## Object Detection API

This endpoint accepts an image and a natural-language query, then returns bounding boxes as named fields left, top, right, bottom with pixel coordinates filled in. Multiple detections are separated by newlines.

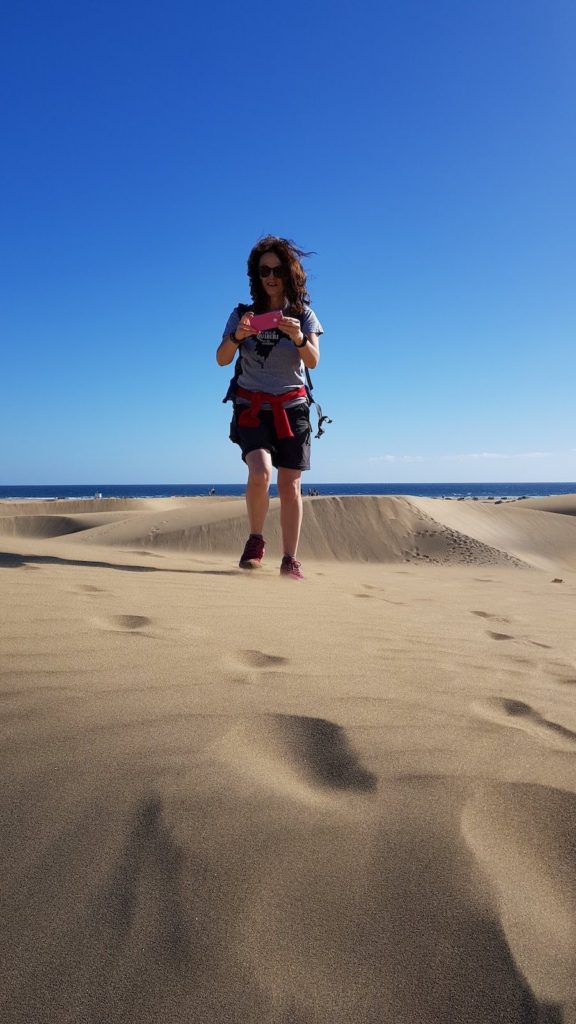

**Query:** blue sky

left=2, top=0, right=575, bottom=484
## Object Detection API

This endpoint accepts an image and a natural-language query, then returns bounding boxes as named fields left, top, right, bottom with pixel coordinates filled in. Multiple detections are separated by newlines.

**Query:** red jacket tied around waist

left=236, top=386, right=307, bottom=439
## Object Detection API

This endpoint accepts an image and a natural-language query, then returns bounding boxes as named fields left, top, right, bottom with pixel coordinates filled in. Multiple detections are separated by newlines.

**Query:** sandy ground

left=1, top=494, right=576, bottom=1023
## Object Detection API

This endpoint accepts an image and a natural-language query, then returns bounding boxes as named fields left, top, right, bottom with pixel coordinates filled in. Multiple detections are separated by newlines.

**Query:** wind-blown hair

left=247, top=236, right=314, bottom=315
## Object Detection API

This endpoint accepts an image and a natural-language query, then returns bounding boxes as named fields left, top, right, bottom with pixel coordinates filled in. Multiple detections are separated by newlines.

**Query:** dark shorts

left=230, top=401, right=311, bottom=470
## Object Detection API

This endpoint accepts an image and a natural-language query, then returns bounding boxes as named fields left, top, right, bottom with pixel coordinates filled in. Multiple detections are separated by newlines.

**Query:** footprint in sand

left=218, top=714, right=377, bottom=795
left=472, top=697, right=576, bottom=750
left=472, top=610, right=511, bottom=623
left=359, top=585, right=406, bottom=605
left=486, top=629, right=553, bottom=650
left=228, top=650, right=290, bottom=687
left=238, top=649, right=289, bottom=668
left=93, top=614, right=152, bottom=632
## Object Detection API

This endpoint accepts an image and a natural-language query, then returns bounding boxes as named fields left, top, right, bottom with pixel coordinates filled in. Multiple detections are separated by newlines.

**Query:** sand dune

left=518, top=494, right=576, bottom=516
left=0, top=496, right=212, bottom=516
left=1, top=494, right=556, bottom=566
left=0, top=511, right=146, bottom=538
left=407, top=495, right=576, bottom=571
left=2, top=494, right=576, bottom=1022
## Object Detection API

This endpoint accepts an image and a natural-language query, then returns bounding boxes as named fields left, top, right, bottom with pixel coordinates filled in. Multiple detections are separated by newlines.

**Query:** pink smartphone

left=249, top=310, right=283, bottom=332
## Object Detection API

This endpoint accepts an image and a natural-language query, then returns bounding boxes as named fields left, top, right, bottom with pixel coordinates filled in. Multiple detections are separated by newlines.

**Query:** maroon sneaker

left=239, top=534, right=265, bottom=569
left=280, top=555, right=304, bottom=580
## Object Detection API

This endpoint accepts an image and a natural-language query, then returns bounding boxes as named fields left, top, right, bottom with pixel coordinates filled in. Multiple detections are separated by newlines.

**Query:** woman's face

left=258, top=252, right=285, bottom=306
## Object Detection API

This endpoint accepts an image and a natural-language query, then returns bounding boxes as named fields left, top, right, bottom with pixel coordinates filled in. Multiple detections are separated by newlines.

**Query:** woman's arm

left=299, top=332, right=320, bottom=370
left=216, top=334, right=240, bottom=366
left=216, top=313, right=254, bottom=366
left=279, top=315, right=321, bottom=369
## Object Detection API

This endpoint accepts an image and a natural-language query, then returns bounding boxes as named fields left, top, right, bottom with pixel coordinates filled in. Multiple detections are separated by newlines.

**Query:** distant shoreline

left=1, top=482, right=576, bottom=502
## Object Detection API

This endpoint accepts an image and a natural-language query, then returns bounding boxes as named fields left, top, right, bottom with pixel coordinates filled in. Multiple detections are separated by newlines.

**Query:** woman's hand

left=234, top=313, right=255, bottom=342
left=279, top=316, right=305, bottom=346
left=217, top=313, right=254, bottom=365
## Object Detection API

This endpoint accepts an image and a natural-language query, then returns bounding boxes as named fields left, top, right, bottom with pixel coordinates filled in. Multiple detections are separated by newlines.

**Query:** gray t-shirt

left=222, top=305, right=324, bottom=406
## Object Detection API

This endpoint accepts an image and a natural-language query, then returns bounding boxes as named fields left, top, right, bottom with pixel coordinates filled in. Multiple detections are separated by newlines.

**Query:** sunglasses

left=259, top=265, right=284, bottom=278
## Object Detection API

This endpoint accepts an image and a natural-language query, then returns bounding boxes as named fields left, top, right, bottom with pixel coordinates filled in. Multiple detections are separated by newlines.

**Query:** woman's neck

left=267, top=292, right=285, bottom=311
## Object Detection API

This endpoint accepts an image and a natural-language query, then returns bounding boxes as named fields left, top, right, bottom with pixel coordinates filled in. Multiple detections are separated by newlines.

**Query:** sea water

left=1, top=483, right=575, bottom=500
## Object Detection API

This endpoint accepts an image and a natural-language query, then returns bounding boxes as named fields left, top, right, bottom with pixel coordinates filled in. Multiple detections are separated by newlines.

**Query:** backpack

left=222, top=303, right=332, bottom=439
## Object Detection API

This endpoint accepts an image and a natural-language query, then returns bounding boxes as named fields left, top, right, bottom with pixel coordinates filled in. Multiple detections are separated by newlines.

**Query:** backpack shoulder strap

left=222, top=303, right=252, bottom=404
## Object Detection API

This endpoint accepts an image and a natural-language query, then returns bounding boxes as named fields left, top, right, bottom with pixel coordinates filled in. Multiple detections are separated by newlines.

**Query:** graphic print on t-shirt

left=254, top=329, right=285, bottom=368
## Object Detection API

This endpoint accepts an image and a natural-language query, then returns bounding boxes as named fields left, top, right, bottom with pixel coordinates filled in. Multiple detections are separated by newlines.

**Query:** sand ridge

left=4, top=493, right=571, bottom=567
left=1, top=495, right=576, bottom=1021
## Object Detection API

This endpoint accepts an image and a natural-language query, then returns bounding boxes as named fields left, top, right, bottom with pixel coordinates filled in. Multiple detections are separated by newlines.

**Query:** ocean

left=1, top=483, right=575, bottom=501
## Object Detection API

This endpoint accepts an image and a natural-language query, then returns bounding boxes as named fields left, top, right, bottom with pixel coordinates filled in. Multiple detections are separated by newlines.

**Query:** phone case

left=249, top=310, right=283, bottom=332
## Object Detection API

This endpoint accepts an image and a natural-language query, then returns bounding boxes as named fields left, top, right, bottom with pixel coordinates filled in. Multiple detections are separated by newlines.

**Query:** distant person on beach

left=217, top=236, right=323, bottom=580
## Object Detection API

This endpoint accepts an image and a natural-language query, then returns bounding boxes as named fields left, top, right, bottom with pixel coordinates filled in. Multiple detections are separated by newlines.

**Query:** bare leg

left=277, top=468, right=303, bottom=557
left=245, top=449, right=273, bottom=535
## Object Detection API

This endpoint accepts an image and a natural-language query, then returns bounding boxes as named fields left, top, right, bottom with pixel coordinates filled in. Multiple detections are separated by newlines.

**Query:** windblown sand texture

left=1, top=494, right=576, bottom=1023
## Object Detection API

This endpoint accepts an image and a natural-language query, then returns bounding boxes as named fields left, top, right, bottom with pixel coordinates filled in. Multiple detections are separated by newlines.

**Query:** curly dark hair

left=247, top=235, right=314, bottom=315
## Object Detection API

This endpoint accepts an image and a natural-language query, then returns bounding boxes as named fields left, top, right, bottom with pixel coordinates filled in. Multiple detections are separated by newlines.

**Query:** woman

left=217, top=236, right=323, bottom=580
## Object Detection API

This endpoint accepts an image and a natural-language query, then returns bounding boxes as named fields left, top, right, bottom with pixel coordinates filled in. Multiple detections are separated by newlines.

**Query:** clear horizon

left=2, top=0, right=575, bottom=485
left=2, top=479, right=575, bottom=488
